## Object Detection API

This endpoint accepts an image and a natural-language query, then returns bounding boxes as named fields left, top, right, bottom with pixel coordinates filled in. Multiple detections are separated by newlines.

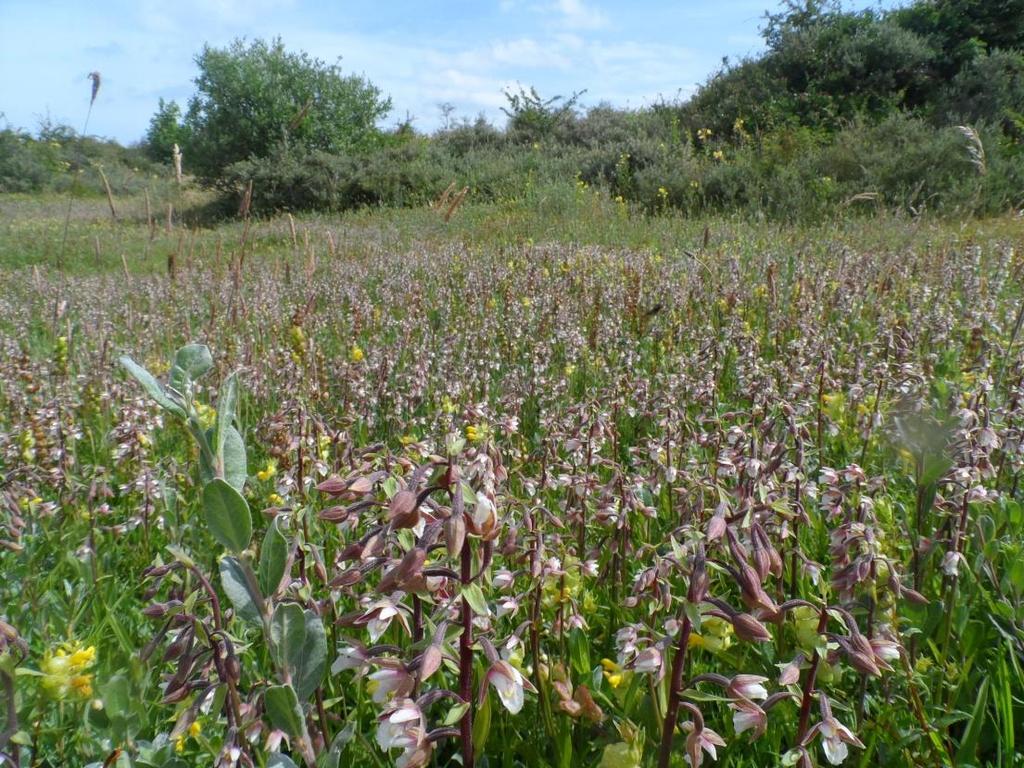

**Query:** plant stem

left=657, top=612, right=693, bottom=768
left=459, top=537, right=475, bottom=768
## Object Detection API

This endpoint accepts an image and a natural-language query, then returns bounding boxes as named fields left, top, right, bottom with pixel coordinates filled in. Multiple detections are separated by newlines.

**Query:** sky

left=0, top=0, right=896, bottom=144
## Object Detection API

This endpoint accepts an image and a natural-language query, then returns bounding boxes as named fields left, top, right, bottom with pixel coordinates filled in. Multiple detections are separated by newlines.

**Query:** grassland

left=1, top=190, right=1023, bottom=768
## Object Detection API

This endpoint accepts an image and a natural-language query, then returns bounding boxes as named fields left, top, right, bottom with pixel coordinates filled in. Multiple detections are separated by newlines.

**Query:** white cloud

left=552, top=0, right=608, bottom=30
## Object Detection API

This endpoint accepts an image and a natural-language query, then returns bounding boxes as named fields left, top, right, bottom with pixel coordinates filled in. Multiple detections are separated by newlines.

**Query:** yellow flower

left=564, top=364, right=576, bottom=377
left=256, top=460, right=277, bottom=482
left=792, top=605, right=821, bottom=652
left=713, top=149, right=725, bottom=161
left=600, top=658, right=629, bottom=688
left=41, top=641, right=97, bottom=701
left=189, top=720, right=202, bottom=738
left=194, top=402, right=217, bottom=430
left=599, top=741, right=642, bottom=768
left=349, top=345, right=365, bottom=363
left=69, top=646, right=96, bottom=668
left=268, top=493, right=284, bottom=506
left=689, top=616, right=733, bottom=654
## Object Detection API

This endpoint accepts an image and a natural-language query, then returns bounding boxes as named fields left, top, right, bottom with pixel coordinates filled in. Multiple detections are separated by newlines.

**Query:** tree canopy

left=177, top=38, right=391, bottom=179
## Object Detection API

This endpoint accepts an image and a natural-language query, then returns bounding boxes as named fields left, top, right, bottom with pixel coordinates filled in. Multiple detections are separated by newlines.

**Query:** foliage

left=183, top=37, right=392, bottom=180
left=0, top=122, right=166, bottom=196
left=501, top=85, right=586, bottom=143
left=143, top=98, right=191, bottom=164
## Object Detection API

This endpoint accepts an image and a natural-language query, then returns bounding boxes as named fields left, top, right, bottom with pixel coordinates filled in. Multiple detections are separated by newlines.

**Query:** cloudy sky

left=1, top=0, right=894, bottom=144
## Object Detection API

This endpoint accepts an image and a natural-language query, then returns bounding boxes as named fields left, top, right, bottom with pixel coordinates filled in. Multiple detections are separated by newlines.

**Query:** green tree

left=183, top=38, right=391, bottom=179
left=143, top=98, right=190, bottom=163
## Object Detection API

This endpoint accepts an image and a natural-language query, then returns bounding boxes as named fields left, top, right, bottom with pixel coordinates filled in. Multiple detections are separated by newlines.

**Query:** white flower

left=481, top=660, right=536, bottom=714
left=632, top=647, right=662, bottom=675
left=730, top=697, right=766, bottom=738
left=727, top=674, right=768, bottom=701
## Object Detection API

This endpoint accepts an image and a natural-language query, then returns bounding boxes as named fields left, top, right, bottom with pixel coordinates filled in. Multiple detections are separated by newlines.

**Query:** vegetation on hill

left=3, top=0, right=1023, bottom=220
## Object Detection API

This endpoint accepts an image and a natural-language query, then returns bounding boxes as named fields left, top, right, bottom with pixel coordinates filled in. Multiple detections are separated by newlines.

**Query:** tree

left=501, top=85, right=585, bottom=143
left=182, top=38, right=392, bottom=179
left=143, top=99, right=190, bottom=163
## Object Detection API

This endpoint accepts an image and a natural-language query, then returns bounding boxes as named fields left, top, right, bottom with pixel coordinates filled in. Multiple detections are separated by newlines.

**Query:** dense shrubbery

left=7, top=0, right=1024, bottom=219
left=199, top=1, right=1024, bottom=220
left=0, top=122, right=166, bottom=196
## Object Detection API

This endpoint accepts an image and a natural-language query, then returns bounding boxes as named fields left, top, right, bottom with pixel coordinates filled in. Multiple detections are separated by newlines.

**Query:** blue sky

left=1, top=0, right=895, bottom=144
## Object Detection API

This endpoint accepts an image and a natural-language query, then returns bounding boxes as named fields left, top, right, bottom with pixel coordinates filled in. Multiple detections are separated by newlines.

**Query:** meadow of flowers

left=1, top=195, right=1022, bottom=767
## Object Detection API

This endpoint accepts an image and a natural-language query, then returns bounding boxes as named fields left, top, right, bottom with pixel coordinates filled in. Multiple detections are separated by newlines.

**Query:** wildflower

left=332, top=644, right=371, bottom=676
left=598, top=741, right=642, bottom=768
left=349, top=344, right=365, bottom=363
left=268, top=492, right=284, bottom=506
left=256, top=459, right=277, bottom=482
left=792, top=606, right=821, bottom=652
left=688, top=616, right=733, bottom=654
left=195, top=402, right=217, bottom=430
left=481, top=660, right=536, bottom=714
left=803, top=694, right=864, bottom=765
left=697, top=127, right=713, bottom=142
left=632, top=647, right=662, bottom=676
left=727, top=675, right=769, bottom=701
left=367, top=661, right=415, bottom=703
left=40, top=641, right=97, bottom=701
left=601, top=658, right=629, bottom=688
left=712, top=150, right=725, bottom=161
left=682, top=710, right=726, bottom=767
left=731, top=697, right=767, bottom=738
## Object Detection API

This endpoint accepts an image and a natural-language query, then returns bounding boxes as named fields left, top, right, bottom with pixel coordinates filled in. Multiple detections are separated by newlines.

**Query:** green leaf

left=268, top=753, right=299, bottom=768
left=201, top=424, right=247, bottom=491
left=568, top=628, right=591, bottom=677
left=119, top=355, right=186, bottom=418
left=203, top=478, right=252, bottom=552
left=271, top=603, right=307, bottom=676
left=174, top=343, right=213, bottom=379
left=443, top=701, right=471, bottom=726
left=473, top=679, right=492, bottom=761
left=215, top=372, right=239, bottom=471
left=170, top=344, right=213, bottom=393
left=320, top=723, right=356, bottom=768
left=264, top=684, right=308, bottom=743
left=221, top=425, right=248, bottom=491
left=219, top=556, right=262, bottom=623
left=259, top=518, right=289, bottom=598
left=461, top=583, right=490, bottom=617
left=956, top=676, right=990, bottom=764
left=294, top=611, right=327, bottom=702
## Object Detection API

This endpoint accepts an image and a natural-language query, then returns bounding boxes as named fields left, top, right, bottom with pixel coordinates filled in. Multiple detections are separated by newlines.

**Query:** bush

left=183, top=38, right=391, bottom=180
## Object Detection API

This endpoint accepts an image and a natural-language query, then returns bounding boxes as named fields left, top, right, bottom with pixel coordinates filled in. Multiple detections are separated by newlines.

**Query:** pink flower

left=803, top=695, right=865, bottom=765
left=683, top=722, right=727, bottom=766
left=730, top=697, right=767, bottom=738
left=376, top=698, right=432, bottom=768
left=368, top=660, right=414, bottom=703
left=727, top=674, right=768, bottom=701
left=632, top=647, right=662, bottom=676
left=480, top=660, right=536, bottom=714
